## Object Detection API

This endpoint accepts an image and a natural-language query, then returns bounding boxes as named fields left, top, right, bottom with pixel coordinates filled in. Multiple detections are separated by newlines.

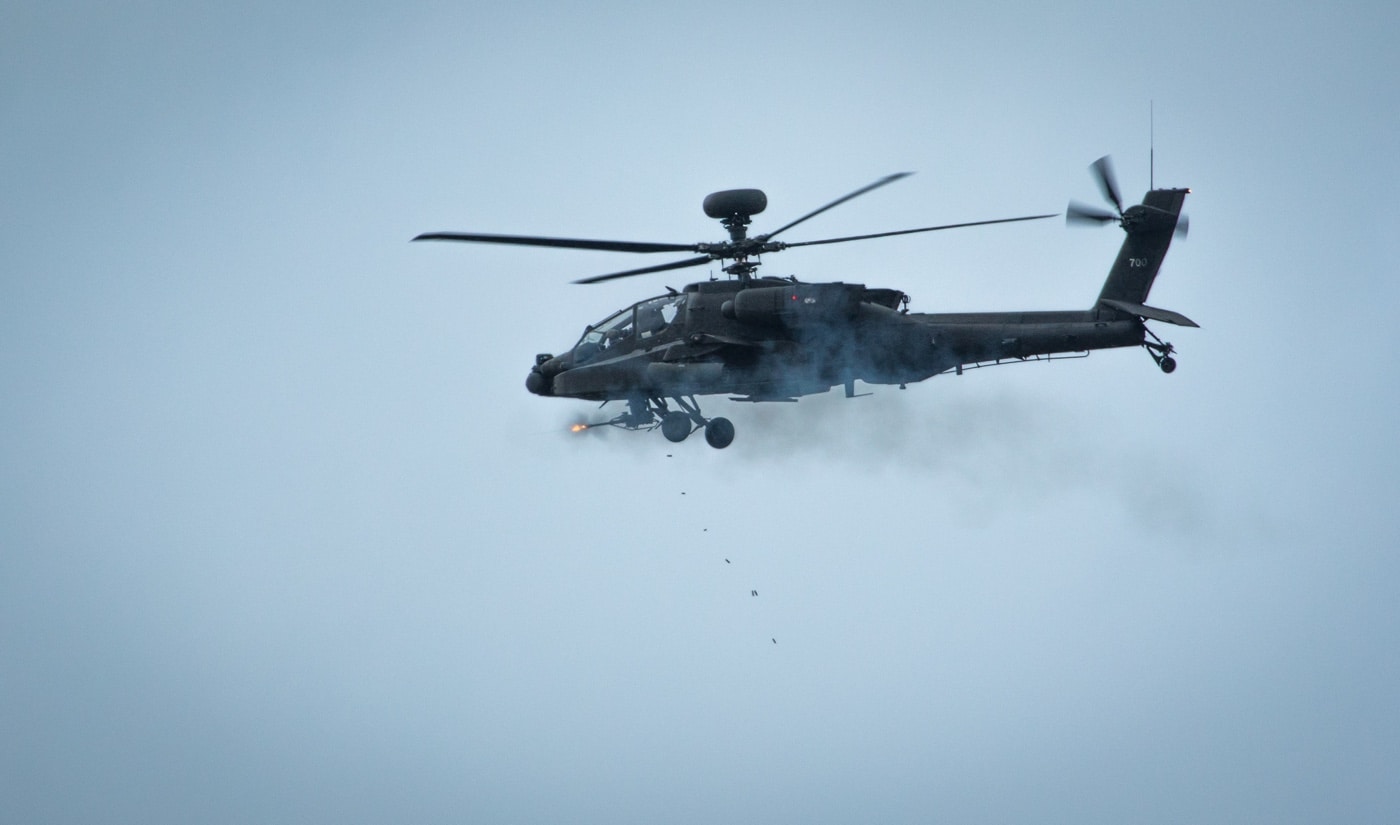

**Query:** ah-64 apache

left=416, top=156, right=1193, bottom=448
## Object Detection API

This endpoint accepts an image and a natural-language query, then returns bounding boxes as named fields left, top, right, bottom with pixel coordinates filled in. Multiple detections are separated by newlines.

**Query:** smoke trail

left=720, top=381, right=1215, bottom=536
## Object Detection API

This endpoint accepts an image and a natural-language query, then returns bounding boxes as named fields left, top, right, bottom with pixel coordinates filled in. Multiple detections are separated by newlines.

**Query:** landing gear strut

left=1144, top=327, right=1178, bottom=374
left=614, top=394, right=735, bottom=449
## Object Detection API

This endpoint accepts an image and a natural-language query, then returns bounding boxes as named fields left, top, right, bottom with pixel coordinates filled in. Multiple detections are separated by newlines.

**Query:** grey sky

left=3, top=2, right=1398, bottom=823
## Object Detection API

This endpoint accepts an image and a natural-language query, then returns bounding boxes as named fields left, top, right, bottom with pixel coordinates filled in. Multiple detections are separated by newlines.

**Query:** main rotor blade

left=574, top=255, right=712, bottom=284
left=1090, top=155, right=1123, bottom=215
left=780, top=213, right=1057, bottom=249
left=1066, top=200, right=1120, bottom=225
left=413, top=231, right=697, bottom=254
left=764, top=173, right=913, bottom=240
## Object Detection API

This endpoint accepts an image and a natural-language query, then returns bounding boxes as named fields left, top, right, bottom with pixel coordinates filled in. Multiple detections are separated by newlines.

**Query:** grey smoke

left=722, top=379, right=1216, bottom=536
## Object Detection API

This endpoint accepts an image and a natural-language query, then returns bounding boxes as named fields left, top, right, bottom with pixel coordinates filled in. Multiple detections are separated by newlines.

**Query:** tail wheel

left=704, top=417, right=735, bottom=449
left=1143, top=327, right=1178, bottom=374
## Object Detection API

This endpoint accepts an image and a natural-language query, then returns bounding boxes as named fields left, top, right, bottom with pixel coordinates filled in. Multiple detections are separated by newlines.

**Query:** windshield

left=579, top=306, right=634, bottom=348
left=575, top=294, right=685, bottom=361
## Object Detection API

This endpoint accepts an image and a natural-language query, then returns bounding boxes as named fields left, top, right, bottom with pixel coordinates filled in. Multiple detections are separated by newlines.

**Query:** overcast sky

left=4, top=2, right=1398, bottom=823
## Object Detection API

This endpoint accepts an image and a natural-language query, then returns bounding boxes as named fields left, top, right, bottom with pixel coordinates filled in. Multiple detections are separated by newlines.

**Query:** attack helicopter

left=415, top=156, right=1193, bottom=448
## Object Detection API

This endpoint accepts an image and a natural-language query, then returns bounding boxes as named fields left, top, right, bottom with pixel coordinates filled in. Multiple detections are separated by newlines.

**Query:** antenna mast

left=1150, top=100, right=1155, bottom=189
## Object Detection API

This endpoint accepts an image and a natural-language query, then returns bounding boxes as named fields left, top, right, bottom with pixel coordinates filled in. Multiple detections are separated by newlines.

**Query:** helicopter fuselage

left=527, top=276, right=1144, bottom=403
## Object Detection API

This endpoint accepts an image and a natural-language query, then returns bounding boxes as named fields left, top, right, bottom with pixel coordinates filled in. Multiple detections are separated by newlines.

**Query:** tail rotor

left=1067, top=154, right=1189, bottom=239
left=1067, top=155, right=1125, bottom=227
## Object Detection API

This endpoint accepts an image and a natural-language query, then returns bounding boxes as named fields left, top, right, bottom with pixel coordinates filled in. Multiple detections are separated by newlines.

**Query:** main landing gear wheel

left=621, top=394, right=732, bottom=448
left=704, top=417, right=735, bottom=449
left=661, top=411, right=692, bottom=443
left=1159, top=356, right=1177, bottom=374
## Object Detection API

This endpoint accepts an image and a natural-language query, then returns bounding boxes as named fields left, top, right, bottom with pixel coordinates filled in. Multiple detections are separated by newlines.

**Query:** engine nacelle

left=721, top=283, right=862, bottom=326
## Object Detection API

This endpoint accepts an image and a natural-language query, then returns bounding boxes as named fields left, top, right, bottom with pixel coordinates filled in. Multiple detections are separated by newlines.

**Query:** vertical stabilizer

left=1096, top=188, right=1188, bottom=306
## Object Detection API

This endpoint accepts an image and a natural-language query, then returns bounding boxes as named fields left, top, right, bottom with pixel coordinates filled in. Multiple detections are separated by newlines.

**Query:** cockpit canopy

left=575, top=293, right=686, bottom=362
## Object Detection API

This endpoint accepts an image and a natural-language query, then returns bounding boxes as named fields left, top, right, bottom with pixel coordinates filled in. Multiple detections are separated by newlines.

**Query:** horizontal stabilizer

left=1100, top=298, right=1199, bottom=328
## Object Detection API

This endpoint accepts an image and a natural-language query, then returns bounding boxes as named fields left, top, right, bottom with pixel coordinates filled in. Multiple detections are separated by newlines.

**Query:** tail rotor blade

left=1066, top=200, right=1119, bottom=226
left=1090, top=155, right=1123, bottom=215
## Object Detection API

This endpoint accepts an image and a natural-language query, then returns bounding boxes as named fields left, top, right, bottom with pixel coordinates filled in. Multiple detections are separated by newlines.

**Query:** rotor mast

left=702, top=188, right=768, bottom=282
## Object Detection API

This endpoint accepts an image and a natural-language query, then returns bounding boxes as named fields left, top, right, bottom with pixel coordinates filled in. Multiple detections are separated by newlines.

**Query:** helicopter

left=415, top=156, right=1193, bottom=448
